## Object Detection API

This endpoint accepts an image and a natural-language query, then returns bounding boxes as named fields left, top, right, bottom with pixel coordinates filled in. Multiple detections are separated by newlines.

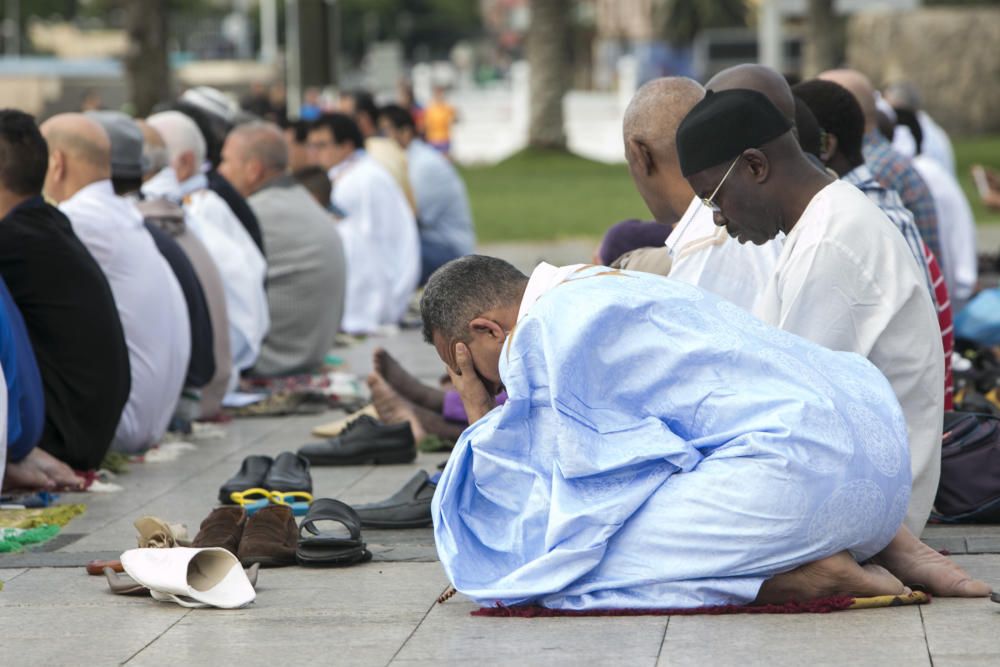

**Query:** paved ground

left=4, top=239, right=1000, bottom=666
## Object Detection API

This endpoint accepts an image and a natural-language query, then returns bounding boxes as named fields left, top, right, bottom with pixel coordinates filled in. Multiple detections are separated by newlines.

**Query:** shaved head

left=623, top=77, right=705, bottom=223
left=40, top=112, right=111, bottom=201
left=819, top=69, right=877, bottom=131
left=707, top=64, right=795, bottom=122
left=623, top=77, right=705, bottom=158
left=40, top=113, right=111, bottom=170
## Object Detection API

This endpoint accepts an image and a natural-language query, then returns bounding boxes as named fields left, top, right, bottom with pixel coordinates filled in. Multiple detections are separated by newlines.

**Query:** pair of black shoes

left=298, top=416, right=416, bottom=466
left=218, top=452, right=312, bottom=504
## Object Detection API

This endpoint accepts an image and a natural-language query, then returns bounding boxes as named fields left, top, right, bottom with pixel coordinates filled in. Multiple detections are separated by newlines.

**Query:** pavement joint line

left=386, top=582, right=450, bottom=666
left=121, top=607, right=192, bottom=665
left=654, top=616, right=670, bottom=664
left=918, top=605, right=935, bottom=667
left=0, top=568, right=29, bottom=584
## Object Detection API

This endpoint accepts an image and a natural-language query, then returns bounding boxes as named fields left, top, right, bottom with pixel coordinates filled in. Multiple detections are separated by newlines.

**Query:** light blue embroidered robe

left=432, top=267, right=911, bottom=610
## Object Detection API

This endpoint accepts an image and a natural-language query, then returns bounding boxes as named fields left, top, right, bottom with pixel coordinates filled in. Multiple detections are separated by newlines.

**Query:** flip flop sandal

left=296, top=498, right=372, bottom=566
left=104, top=563, right=260, bottom=596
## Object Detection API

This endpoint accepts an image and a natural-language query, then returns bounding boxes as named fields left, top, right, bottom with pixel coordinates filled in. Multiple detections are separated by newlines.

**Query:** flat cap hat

left=85, top=110, right=146, bottom=180
left=677, top=88, right=792, bottom=177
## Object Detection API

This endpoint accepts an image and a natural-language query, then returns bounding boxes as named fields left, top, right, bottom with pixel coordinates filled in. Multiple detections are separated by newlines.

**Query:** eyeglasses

left=700, top=155, right=741, bottom=213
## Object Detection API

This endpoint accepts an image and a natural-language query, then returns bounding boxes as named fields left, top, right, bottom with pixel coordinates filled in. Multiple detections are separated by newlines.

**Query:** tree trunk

left=803, top=0, right=843, bottom=78
left=124, top=0, right=170, bottom=116
left=527, top=0, right=570, bottom=150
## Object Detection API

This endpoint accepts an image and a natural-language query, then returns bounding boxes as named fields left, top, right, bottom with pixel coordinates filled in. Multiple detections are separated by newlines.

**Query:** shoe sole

left=301, top=450, right=416, bottom=466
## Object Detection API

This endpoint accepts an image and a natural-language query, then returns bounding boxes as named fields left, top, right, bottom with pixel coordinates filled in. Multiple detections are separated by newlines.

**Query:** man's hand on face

left=448, top=342, right=496, bottom=424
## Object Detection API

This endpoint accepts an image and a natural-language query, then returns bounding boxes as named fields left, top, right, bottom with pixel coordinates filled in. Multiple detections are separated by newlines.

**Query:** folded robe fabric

left=432, top=267, right=912, bottom=610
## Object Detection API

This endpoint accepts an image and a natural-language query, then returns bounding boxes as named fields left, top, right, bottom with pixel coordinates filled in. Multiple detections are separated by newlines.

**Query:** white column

left=758, top=0, right=783, bottom=72
left=260, top=0, right=278, bottom=64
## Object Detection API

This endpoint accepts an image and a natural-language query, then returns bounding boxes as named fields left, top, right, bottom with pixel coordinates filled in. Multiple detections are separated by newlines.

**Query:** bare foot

left=2, top=457, right=55, bottom=492
left=756, top=551, right=907, bottom=604
left=23, top=448, right=85, bottom=490
left=408, top=402, right=468, bottom=442
left=873, top=527, right=992, bottom=597
left=367, top=371, right=427, bottom=441
left=373, top=348, right=445, bottom=410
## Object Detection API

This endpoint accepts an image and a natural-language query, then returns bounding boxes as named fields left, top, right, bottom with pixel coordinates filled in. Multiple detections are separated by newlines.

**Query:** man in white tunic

left=40, top=114, right=190, bottom=453
left=307, top=113, right=420, bottom=334
left=677, top=88, right=943, bottom=537
left=621, top=73, right=782, bottom=310
left=144, top=111, right=269, bottom=376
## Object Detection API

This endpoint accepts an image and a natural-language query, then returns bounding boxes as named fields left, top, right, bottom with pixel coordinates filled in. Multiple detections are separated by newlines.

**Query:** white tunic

left=912, top=155, right=978, bottom=311
left=753, top=180, right=943, bottom=535
left=60, top=180, right=190, bottom=453
left=665, top=196, right=782, bottom=312
left=143, top=168, right=270, bottom=374
left=330, top=152, right=420, bottom=334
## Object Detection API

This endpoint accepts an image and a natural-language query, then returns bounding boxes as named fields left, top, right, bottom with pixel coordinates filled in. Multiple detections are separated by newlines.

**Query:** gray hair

left=420, top=255, right=528, bottom=344
left=229, top=120, right=288, bottom=173
left=147, top=110, right=207, bottom=165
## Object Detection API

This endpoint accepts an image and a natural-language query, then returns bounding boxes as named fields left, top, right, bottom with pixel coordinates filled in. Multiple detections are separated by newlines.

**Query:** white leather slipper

left=120, top=547, right=255, bottom=609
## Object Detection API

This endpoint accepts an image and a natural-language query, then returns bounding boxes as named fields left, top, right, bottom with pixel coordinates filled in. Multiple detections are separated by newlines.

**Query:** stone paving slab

left=4, top=304, right=1000, bottom=665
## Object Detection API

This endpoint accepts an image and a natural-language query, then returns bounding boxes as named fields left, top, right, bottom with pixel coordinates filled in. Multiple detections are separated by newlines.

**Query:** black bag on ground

left=932, top=411, right=1000, bottom=523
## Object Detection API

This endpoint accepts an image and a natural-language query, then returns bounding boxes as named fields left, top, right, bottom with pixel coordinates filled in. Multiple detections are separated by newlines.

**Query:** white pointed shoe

left=120, top=547, right=255, bottom=609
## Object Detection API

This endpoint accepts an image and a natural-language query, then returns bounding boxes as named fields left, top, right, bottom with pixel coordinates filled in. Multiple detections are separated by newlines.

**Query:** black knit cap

left=677, top=89, right=793, bottom=177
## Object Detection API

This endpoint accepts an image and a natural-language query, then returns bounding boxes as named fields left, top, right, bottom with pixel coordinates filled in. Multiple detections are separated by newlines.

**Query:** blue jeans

left=420, top=238, right=465, bottom=285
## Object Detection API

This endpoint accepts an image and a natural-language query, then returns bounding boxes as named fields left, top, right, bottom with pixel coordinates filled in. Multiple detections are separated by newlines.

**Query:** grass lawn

left=953, top=134, right=1000, bottom=226
left=459, top=149, right=649, bottom=243
left=461, top=137, right=1000, bottom=243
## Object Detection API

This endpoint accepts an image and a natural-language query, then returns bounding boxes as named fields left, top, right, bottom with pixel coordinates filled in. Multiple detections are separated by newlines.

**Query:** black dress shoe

left=298, top=415, right=416, bottom=466
left=219, top=455, right=273, bottom=504
left=354, top=470, right=436, bottom=528
left=262, top=452, right=312, bottom=495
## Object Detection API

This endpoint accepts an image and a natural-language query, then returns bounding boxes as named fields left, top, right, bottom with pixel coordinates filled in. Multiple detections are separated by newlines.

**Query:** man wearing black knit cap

left=676, top=89, right=989, bottom=600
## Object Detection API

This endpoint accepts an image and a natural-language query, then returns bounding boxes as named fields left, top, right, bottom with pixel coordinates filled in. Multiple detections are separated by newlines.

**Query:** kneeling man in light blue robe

left=421, top=256, right=991, bottom=610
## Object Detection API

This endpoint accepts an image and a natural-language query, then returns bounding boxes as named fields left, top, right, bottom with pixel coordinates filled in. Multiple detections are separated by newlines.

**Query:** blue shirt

left=0, top=275, right=45, bottom=461
left=407, top=139, right=475, bottom=256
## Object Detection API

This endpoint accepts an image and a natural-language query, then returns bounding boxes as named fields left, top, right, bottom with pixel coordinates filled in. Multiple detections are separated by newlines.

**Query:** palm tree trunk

left=527, top=0, right=570, bottom=150
left=124, top=0, right=170, bottom=116
left=803, top=0, right=843, bottom=78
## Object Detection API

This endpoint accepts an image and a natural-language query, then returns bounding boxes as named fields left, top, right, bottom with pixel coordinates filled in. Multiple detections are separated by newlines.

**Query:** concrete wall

left=847, top=7, right=1000, bottom=135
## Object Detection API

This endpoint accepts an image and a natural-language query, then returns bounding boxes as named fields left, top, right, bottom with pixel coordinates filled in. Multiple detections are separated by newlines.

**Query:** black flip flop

left=296, top=498, right=372, bottom=566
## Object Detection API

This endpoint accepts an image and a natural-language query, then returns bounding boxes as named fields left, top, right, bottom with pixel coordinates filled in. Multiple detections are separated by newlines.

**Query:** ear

left=742, top=148, right=770, bottom=183
left=467, top=317, right=505, bottom=341
left=820, top=133, right=838, bottom=164
left=50, top=149, right=65, bottom=181
left=627, top=138, right=655, bottom=176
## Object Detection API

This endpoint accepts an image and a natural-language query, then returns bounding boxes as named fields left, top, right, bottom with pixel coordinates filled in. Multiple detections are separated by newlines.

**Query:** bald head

left=41, top=113, right=111, bottom=171
left=707, top=64, right=795, bottom=122
left=623, top=77, right=705, bottom=156
left=623, top=77, right=705, bottom=223
left=40, top=113, right=111, bottom=202
left=819, top=69, right=877, bottom=131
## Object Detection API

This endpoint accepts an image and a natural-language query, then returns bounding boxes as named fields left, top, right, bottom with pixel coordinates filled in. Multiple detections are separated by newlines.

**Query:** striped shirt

left=862, top=131, right=943, bottom=265
left=843, top=164, right=954, bottom=409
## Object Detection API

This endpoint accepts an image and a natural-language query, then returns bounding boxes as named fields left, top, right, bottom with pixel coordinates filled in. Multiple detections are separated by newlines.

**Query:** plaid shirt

left=843, top=164, right=954, bottom=409
left=862, top=131, right=942, bottom=265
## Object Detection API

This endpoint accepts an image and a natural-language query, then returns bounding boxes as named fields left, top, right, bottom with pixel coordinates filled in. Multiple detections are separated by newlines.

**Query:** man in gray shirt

left=218, top=121, right=346, bottom=376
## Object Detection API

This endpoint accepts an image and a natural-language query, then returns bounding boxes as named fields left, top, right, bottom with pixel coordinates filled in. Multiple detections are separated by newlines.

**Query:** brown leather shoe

left=191, top=506, right=247, bottom=555
left=237, top=504, right=298, bottom=568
